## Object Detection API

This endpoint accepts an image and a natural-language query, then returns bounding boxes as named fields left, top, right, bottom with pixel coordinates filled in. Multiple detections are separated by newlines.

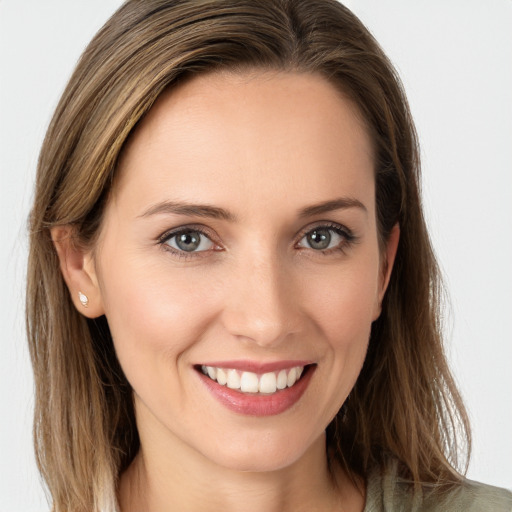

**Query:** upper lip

left=195, top=360, right=314, bottom=373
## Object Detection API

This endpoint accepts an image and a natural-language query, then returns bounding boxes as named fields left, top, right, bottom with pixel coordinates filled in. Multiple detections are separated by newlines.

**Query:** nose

left=220, top=252, right=302, bottom=348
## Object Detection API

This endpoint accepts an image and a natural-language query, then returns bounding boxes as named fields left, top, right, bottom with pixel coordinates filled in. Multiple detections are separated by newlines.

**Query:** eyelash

left=157, top=222, right=358, bottom=260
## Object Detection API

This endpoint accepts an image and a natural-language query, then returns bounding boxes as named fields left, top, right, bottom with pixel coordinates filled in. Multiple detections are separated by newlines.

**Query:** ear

left=373, top=223, right=400, bottom=319
left=51, top=225, right=105, bottom=318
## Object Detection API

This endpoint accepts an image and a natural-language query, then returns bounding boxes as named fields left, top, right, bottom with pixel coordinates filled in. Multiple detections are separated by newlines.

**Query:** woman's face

left=88, top=70, right=396, bottom=472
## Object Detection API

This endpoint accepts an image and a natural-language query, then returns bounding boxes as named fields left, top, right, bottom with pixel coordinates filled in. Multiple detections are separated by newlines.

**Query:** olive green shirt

left=364, top=465, right=512, bottom=511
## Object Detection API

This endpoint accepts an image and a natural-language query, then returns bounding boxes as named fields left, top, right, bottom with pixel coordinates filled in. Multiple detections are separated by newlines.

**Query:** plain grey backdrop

left=1, top=0, right=511, bottom=510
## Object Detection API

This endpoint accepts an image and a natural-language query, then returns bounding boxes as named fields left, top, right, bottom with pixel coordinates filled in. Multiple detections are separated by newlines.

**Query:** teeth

left=287, top=367, right=297, bottom=387
left=200, top=365, right=306, bottom=394
left=207, top=366, right=217, bottom=380
left=277, top=370, right=287, bottom=390
left=226, top=369, right=241, bottom=389
left=216, top=368, right=227, bottom=386
left=240, top=372, right=259, bottom=393
left=259, top=372, right=277, bottom=393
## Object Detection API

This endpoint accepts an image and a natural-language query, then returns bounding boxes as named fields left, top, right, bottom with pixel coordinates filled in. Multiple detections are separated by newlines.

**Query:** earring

left=78, top=291, right=89, bottom=308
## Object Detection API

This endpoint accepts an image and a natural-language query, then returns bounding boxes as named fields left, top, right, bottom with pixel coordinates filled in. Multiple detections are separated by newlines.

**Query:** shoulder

left=365, top=464, right=512, bottom=512
left=421, top=478, right=512, bottom=512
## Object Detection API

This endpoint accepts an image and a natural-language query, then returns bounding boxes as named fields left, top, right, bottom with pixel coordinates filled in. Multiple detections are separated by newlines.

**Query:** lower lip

left=197, top=366, right=315, bottom=416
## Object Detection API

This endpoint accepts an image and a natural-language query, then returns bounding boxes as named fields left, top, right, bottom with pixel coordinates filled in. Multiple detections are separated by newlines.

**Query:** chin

left=197, top=428, right=321, bottom=473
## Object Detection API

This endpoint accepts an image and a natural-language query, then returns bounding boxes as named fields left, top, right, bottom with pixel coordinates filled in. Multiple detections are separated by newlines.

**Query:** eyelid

left=157, top=224, right=223, bottom=260
left=157, top=223, right=219, bottom=245
left=294, top=221, right=358, bottom=254
left=294, top=220, right=354, bottom=241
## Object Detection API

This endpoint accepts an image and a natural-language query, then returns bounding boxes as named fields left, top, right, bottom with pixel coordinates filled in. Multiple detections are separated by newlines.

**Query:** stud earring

left=78, top=291, right=89, bottom=308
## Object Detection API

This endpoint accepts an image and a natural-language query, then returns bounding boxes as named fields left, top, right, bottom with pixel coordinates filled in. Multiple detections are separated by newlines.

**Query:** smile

left=200, top=365, right=304, bottom=394
left=196, top=362, right=315, bottom=416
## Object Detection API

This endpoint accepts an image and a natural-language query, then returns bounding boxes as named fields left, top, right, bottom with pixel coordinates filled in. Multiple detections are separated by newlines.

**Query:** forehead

left=113, top=70, right=375, bottom=219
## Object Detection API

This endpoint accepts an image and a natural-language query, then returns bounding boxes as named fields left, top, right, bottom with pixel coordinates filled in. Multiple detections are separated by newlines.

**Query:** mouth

left=197, top=364, right=309, bottom=395
left=194, top=362, right=316, bottom=416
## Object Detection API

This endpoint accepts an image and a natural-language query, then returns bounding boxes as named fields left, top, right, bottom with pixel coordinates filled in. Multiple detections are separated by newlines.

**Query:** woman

left=26, top=0, right=512, bottom=511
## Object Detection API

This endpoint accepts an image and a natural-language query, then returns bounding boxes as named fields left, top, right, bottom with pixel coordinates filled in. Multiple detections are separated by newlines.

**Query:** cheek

left=97, top=253, right=218, bottom=385
left=303, top=258, right=381, bottom=347
left=303, top=253, right=380, bottom=385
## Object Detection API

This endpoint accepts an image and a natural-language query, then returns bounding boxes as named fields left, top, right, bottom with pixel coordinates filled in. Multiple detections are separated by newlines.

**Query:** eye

left=297, top=225, right=353, bottom=252
left=163, top=229, right=215, bottom=253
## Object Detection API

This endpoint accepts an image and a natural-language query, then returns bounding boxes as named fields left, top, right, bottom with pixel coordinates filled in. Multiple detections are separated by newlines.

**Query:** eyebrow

left=297, top=197, right=367, bottom=218
left=139, top=201, right=238, bottom=221
left=139, top=197, right=367, bottom=221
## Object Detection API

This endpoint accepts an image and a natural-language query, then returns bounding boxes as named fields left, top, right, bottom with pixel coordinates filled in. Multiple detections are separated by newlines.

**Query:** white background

left=1, top=1, right=511, bottom=510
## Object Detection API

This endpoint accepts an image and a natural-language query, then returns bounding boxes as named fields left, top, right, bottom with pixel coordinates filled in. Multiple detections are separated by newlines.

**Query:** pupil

left=308, top=229, right=331, bottom=250
left=176, top=231, right=200, bottom=252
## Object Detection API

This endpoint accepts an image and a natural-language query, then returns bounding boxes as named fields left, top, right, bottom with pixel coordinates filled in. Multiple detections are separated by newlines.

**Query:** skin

left=53, top=70, right=399, bottom=512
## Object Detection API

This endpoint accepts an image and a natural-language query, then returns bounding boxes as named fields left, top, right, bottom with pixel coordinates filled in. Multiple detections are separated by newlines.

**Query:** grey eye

left=306, top=228, right=331, bottom=250
left=298, top=227, right=345, bottom=251
left=165, top=230, right=213, bottom=252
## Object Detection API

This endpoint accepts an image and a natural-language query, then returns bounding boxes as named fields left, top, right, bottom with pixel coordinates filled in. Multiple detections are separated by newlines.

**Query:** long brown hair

left=26, top=1, right=470, bottom=510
